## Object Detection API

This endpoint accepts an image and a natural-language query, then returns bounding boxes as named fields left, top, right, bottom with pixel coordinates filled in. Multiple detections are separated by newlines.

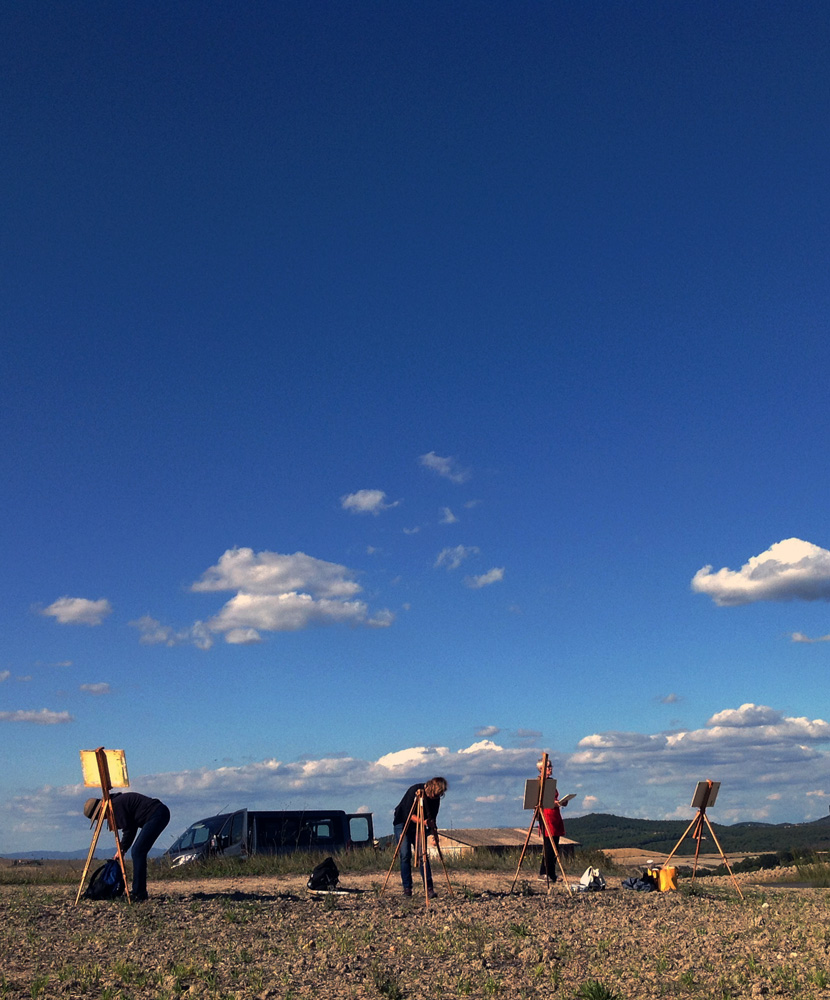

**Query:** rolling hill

left=565, top=812, right=830, bottom=855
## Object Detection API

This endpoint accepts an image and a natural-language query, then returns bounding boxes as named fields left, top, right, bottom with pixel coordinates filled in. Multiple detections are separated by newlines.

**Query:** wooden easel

left=380, top=788, right=454, bottom=906
left=510, top=752, right=573, bottom=895
left=663, top=780, right=744, bottom=901
left=75, top=747, right=132, bottom=905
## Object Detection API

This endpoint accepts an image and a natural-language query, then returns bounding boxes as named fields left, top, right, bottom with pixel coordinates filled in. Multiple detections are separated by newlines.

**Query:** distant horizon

left=7, top=807, right=830, bottom=860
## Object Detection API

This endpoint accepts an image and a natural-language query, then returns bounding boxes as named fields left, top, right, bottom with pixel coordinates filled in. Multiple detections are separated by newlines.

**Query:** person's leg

left=549, top=836, right=560, bottom=881
left=130, top=805, right=170, bottom=899
left=540, top=834, right=557, bottom=880
left=394, top=823, right=412, bottom=892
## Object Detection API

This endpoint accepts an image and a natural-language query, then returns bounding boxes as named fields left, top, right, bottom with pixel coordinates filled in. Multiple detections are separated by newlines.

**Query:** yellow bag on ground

left=657, top=867, right=677, bottom=891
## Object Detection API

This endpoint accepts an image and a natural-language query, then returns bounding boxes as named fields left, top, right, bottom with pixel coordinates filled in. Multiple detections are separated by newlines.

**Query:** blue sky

left=3, top=1, right=830, bottom=853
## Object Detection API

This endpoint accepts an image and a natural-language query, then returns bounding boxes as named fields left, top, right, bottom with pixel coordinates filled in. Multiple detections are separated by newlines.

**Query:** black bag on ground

left=84, top=859, right=125, bottom=900
left=307, top=857, right=339, bottom=890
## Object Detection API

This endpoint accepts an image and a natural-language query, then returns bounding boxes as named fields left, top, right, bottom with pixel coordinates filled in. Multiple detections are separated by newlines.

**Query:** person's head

left=424, top=777, right=448, bottom=799
left=83, top=798, right=101, bottom=826
left=537, top=757, right=553, bottom=776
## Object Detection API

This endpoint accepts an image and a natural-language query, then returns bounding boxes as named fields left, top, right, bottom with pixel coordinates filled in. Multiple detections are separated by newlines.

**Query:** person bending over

left=84, top=792, right=170, bottom=901
left=392, top=777, right=448, bottom=897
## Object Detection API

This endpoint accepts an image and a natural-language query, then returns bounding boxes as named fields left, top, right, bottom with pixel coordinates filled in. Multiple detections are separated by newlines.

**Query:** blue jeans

left=130, top=804, right=170, bottom=898
left=394, top=822, right=433, bottom=890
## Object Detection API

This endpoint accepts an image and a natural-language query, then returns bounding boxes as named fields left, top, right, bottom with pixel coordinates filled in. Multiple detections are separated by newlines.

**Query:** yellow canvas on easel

left=80, top=749, right=129, bottom=788
left=75, top=747, right=132, bottom=905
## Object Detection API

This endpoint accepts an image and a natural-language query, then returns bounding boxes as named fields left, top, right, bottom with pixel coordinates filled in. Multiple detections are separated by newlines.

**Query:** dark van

left=165, top=808, right=374, bottom=867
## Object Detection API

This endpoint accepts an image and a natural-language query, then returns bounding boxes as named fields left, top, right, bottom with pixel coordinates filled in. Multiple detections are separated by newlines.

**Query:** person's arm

left=119, top=825, right=137, bottom=853
left=425, top=796, right=440, bottom=840
left=111, top=796, right=137, bottom=853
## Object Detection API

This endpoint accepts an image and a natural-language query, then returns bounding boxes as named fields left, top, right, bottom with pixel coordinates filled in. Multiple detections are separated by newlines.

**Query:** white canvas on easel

left=691, top=780, right=720, bottom=809
left=523, top=778, right=557, bottom=810
left=511, top=753, right=573, bottom=895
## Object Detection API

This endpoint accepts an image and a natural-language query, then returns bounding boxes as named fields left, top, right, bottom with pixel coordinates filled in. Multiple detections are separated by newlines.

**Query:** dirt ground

left=3, top=866, right=829, bottom=999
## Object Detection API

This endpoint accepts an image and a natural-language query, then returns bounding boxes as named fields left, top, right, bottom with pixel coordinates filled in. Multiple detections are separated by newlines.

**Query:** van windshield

left=169, top=815, right=229, bottom=852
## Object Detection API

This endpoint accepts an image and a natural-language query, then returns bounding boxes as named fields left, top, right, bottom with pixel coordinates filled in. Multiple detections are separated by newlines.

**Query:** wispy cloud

left=80, top=683, right=111, bottom=696
left=790, top=631, right=830, bottom=643
left=40, top=597, right=112, bottom=626
left=659, top=693, right=681, bottom=705
left=0, top=671, right=9, bottom=683
left=340, top=489, right=399, bottom=515
left=418, top=451, right=471, bottom=484
left=464, top=567, right=504, bottom=588
left=439, top=507, right=458, bottom=524
left=434, top=545, right=479, bottom=571
left=0, top=709, right=73, bottom=725
left=130, top=615, right=213, bottom=650
left=692, top=538, right=830, bottom=606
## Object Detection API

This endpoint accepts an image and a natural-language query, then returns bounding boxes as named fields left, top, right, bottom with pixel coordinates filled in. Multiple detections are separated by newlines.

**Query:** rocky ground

left=2, top=866, right=829, bottom=999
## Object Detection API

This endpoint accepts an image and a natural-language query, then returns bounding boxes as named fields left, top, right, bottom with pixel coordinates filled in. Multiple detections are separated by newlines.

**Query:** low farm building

left=431, top=828, right=579, bottom=859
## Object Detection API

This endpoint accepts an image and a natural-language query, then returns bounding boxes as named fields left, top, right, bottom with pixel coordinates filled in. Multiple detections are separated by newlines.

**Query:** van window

left=349, top=815, right=371, bottom=844
left=170, top=818, right=225, bottom=852
left=230, top=811, right=245, bottom=845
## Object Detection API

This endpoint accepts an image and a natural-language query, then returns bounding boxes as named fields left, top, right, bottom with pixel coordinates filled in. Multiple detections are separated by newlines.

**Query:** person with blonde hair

left=392, top=777, right=448, bottom=897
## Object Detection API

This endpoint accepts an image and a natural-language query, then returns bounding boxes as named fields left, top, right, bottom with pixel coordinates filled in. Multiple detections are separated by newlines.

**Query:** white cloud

left=376, top=746, right=451, bottom=771
left=571, top=703, right=830, bottom=820
left=660, top=693, right=681, bottom=705
left=418, top=451, right=471, bottom=484
left=439, top=507, right=458, bottom=524
left=206, top=591, right=375, bottom=636
left=79, top=683, right=111, bottom=696
left=340, top=490, right=399, bottom=515
left=0, top=709, right=73, bottom=724
left=465, top=567, right=504, bottom=588
left=224, top=628, right=263, bottom=645
left=434, top=545, right=479, bottom=571
left=0, top=671, right=10, bottom=683
left=692, top=538, right=830, bottom=606
left=192, top=548, right=362, bottom=599
left=476, top=726, right=500, bottom=738
left=3, top=739, right=545, bottom=849
left=41, top=597, right=112, bottom=626
left=9, top=705, right=830, bottom=851
left=791, top=631, right=830, bottom=643
left=138, top=548, right=393, bottom=648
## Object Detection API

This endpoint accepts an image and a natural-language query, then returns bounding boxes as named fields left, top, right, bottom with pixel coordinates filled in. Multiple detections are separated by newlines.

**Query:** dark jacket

left=393, top=783, right=441, bottom=831
left=109, top=792, right=164, bottom=853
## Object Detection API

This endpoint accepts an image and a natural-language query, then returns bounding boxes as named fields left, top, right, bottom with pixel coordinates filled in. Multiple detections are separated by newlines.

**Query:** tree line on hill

left=565, top=812, right=830, bottom=854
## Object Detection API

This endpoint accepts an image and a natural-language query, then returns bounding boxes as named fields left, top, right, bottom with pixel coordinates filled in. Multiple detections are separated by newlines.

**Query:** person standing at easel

left=537, top=757, right=566, bottom=882
left=84, top=792, right=170, bottom=902
left=392, top=777, right=448, bottom=897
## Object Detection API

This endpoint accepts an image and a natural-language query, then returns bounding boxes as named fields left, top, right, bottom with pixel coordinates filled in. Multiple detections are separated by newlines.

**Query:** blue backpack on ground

left=84, top=859, right=125, bottom=900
